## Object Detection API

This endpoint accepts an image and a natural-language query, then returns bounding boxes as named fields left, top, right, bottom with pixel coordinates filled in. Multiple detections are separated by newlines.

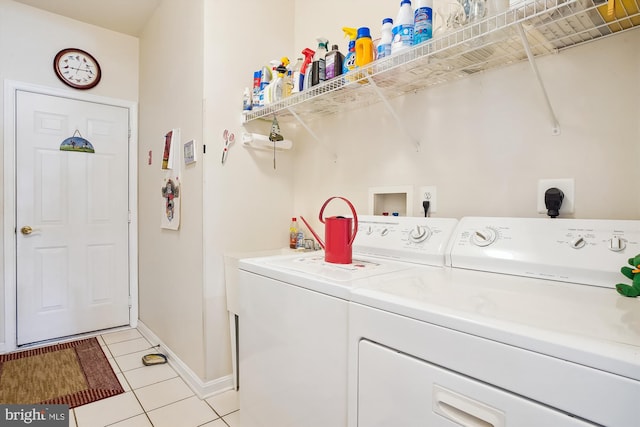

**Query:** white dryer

left=238, top=215, right=458, bottom=427
left=348, top=217, right=640, bottom=427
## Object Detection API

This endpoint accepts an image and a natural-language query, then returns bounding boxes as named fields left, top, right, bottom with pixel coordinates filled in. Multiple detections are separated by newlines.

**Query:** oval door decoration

left=60, top=130, right=95, bottom=153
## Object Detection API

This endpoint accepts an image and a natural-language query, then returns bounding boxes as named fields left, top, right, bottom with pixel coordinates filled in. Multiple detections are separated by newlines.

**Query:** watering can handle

left=318, top=196, right=359, bottom=245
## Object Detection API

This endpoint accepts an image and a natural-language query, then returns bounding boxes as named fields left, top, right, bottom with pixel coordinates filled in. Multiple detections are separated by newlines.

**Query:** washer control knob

left=471, top=228, right=497, bottom=247
left=570, top=236, right=587, bottom=249
left=380, top=228, right=389, bottom=237
left=365, top=226, right=373, bottom=235
left=608, top=236, right=626, bottom=252
left=409, top=225, right=431, bottom=243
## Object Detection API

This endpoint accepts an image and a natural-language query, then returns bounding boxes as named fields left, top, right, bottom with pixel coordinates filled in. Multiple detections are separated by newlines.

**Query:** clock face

left=53, top=48, right=101, bottom=90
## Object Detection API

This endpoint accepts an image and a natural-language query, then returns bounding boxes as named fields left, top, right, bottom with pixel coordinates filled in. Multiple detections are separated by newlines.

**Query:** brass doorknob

left=21, top=226, right=33, bottom=235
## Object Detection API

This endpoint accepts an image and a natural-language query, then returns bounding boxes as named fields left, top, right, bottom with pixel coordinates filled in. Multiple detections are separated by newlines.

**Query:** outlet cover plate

left=537, top=178, right=574, bottom=215
left=418, top=186, right=437, bottom=215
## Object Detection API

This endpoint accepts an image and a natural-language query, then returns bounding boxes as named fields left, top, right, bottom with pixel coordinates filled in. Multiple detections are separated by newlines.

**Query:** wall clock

left=53, top=48, right=102, bottom=90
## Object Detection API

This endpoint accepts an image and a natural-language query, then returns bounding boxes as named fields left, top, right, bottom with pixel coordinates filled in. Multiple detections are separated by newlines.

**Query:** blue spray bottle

left=342, top=27, right=357, bottom=81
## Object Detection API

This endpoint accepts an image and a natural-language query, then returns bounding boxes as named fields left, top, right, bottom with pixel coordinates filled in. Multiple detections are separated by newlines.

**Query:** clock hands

left=63, top=65, right=95, bottom=74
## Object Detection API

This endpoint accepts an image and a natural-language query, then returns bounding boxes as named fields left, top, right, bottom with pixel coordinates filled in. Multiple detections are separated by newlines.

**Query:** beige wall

left=137, top=0, right=206, bottom=379
left=202, top=0, right=296, bottom=380
left=0, top=0, right=138, bottom=348
left=289, top=2, right=640, bottom=223
left=139, top=0, right=297, bottom=384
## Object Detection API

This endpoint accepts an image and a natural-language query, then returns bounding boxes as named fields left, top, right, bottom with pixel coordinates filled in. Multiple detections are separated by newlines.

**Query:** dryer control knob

left=471, top=228, right=497, bottom=247
left=380, top=228, right=389, bottom=236
left=570, top=236, right=587, bottom=249
left=608, top=236, right=626, bottom=252
left=409, top=225, right=431, bottom=243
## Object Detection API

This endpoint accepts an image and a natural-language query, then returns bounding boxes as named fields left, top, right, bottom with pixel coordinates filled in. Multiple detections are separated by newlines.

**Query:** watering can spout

left=300, top=216, right=325, bottom=249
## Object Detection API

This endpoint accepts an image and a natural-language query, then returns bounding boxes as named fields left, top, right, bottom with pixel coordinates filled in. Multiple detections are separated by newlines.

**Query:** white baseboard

left=136, top=320, right=233, bottom=399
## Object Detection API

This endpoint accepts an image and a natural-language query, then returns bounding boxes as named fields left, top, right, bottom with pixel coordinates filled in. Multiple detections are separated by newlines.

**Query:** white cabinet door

left=358, top=340, right=595, bottom=427
left=16, top=90, right=130, bottom=345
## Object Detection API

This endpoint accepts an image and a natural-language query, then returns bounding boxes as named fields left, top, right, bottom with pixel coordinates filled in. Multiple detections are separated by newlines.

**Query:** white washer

left=348, top=217, right=640, bottom=427
left=238, top=216, right=458, bottom=427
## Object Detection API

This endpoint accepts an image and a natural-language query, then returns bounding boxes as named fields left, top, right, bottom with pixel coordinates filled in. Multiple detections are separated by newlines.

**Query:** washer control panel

left=354, top=216, right=459, bottom=267
left=450, top=217, right=640, bottom=288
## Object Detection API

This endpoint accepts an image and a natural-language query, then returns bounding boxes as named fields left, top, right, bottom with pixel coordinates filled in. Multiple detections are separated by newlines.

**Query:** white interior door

left=16, top=90, right=131, bottom=345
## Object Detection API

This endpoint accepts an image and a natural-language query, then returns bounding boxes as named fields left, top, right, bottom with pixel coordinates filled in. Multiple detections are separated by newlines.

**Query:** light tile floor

left=67, top=328, right=240, bottom=427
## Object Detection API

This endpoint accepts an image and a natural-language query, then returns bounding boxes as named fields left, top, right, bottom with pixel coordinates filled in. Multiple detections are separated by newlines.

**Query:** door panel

left=16, top=90, right=130, bottom=345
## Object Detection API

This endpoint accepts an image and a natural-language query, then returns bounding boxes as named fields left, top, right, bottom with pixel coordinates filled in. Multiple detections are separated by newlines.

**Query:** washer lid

left=240, top=252, right=419, bottom=299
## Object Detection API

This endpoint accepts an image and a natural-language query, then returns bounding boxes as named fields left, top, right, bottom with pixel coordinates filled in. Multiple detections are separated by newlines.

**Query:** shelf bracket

left=366, top=76, right=421, bottom=152
left=516, top=23, right=561, bottom=136
left=287, top=108, right=338, bottom=162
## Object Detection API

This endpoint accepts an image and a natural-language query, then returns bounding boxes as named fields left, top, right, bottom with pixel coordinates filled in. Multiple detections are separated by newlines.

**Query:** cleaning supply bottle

left=296, top=228, right=305, bottom=249
left=289, top=217, right=298, bottom=249
left=325, top=45, right=344, bottom=81
left=300, top=47, right=315, bottom=91
left=272, top=63, right=289, bottom=102
left=392, top=0, right=414, bottom=55
left=310, top=38, right=329, bottom=87
left=252, top=70, right=261, bottom=109
left=242, top=87, right=252, bottom=111
left=262, top=60, right=279, bottom=105
left=342, top=27, right=357, bottom=79
left=281, top=57, right=292, bottom=99
left=355, top=27, right=374, bottom=68
left=414, top=0, right=433, bottom=44
left=291, top=57, right=303, bottom=93
left=258, top=65, right=271, bottom=106
left=377, top=18, right=394, bottom=59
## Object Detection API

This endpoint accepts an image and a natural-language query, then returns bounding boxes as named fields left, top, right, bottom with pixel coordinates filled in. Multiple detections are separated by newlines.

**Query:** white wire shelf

left=242, top=0, right=640, bottom=124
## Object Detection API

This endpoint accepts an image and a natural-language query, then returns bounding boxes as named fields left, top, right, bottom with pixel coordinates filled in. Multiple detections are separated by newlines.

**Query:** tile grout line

left=82, top=331, right=237, bottom=427
left=107, top=351, right=155, bottom=427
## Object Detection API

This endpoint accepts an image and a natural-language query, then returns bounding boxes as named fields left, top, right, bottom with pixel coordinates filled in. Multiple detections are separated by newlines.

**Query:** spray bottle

left=342, top=27, right=357, bottom=80
left=272, top=57, right=291, bottom=102
left=310, top=37, right=329, bottom=87
left=300, top=47, right=315, bottom=91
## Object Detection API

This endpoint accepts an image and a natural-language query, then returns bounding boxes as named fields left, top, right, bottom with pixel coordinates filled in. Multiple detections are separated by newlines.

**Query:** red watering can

left=300, top=197, right=358, bottom=264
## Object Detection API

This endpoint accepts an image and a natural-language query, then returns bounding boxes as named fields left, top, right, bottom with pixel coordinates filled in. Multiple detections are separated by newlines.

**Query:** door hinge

left=128, top=211, right=132, bottom=223
left=128, top=296, right=132, bottom=308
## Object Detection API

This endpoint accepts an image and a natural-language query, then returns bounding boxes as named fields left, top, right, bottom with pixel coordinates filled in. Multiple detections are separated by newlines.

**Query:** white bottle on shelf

left=377, top=18, right=394, bottom=59
left=414, top=0, right=433, bottom=44
left=392, top=0, right=415, bottom=55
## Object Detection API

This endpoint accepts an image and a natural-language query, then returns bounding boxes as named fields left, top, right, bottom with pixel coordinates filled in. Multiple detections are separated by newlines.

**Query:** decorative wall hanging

left=162, top=129, right=176, bottom=169
left=60, top=130, right=95, bottom=153
left=160, top=128, right=181, bottom=230
left=160, top=177, right=181, bottom=230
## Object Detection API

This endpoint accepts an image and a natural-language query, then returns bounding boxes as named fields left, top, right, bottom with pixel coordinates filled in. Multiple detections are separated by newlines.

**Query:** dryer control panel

left=449, top=217, right=640, bottom=288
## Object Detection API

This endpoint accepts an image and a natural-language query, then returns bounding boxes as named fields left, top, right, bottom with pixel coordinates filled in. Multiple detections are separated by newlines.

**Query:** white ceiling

left=12, top=0, right=161, bottom=37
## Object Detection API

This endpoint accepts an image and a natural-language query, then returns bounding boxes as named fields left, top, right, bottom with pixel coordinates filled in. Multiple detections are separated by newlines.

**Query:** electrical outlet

left=418, top=186, right=437, bottom=216
left=537, top=178, right=575, bottom=216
